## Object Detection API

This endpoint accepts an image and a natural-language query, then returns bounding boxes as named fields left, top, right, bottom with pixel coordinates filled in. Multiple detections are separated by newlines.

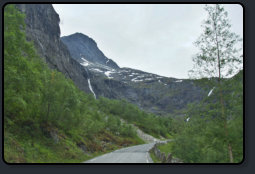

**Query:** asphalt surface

left=84, top=143, right=155, bottom=163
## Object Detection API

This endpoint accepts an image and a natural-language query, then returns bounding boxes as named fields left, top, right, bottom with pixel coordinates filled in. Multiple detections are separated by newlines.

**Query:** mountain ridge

left=61, top=32, right=206, bottom=115
left=16, top=4, right=206, bottom=116
left=61, top=32, right=119, bottom=69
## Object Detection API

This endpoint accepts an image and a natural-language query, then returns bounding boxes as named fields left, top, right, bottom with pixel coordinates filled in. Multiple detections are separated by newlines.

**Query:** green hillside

left=3, top=5, right=243, bottom=163
left=3, top=5, right=173, bottom=163
left=169, top=71, right=243, bottom=163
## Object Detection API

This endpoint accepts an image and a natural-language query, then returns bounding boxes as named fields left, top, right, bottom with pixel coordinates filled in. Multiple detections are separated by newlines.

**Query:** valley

left=3, top=4, right=243, bottom=163
left=61, top=32, right=206, bottom=116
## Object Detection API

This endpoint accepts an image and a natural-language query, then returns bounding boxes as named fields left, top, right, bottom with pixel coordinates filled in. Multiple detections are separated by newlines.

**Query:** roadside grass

left=149, top=151, right=161, bottom=163
left=157, top=142, right=174, bottom=156
left=149, top=141, right=176, bottom=163
left=4, top=129, right=146, bottom=163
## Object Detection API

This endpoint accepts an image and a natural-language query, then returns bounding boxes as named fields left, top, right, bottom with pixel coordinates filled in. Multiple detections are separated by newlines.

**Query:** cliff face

left=61, top=33, right=119, bottom=69
left=61, top=32, right=206, bottom=115
left=16, top=4, right=91, bottom=93
left=16, top=4, right=206, bottom=116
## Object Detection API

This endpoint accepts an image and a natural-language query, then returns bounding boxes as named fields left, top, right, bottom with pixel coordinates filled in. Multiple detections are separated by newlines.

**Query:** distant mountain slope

left=61, top=33, right=119, bottom=69
left=16, top=4, right=206, bottom=116
left=61, top=33, right=206, bottom=115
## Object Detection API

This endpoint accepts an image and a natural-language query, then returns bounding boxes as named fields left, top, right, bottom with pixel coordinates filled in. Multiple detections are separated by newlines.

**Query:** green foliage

left=180, top=4, right=243, bottom=163
left=171, top=71, right=243, bottom=163
left=189, top=4, right=242, bottom=79
left=149, top=151, right=161, bottom=163
left=4, top=5, right=148, bottom=163
left=97, top=97, right=175, bottom=138
left=157, top=142, right=174, bottom=156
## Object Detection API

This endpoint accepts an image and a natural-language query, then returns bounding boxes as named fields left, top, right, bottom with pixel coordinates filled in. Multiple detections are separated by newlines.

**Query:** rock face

left=16, top=4, right=206, bottom=116
left=16, top=4, right=91, bottom=94
left=61, top=33, right=119, bottom=69
left=61, top=32, right=206, bottom=115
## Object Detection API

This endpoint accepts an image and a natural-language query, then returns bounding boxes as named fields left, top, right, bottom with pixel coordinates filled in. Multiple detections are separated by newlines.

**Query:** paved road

left=84, top=143, right=155, bottom=163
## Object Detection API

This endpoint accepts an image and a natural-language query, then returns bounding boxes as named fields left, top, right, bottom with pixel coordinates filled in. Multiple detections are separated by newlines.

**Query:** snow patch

left=156, top=76, right=163, bottom=79
left=175, top=80, right=183, bottom=83
left=208, top=87, right=215, bottom=97
left=92, top=68, right=103, bottom=73
left=145, top=78, right=153, bottom=81
left=137, top=75, right=145, bottom=78
left=106, top=59, right=109, bottom=64
left=87, top=79, right=96, bottom=99
left=80, top=57, right=90, bottom=67
left=105, top=71, right=115, bottom=79
left=131, top=78, right=143, bottom=82
left=80, top=62, right=89, bottom=66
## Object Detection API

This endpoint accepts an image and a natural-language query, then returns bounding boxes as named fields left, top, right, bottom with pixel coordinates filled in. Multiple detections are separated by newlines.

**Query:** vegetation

left=170, top=5, right=243, bottom=163
left=4, top=4, right=243, bottom=164
left=189, top=4, right=242, bottom=79
left=4, top=5, right=172, bottom=163
left=189, top=4, right=242, bottom=163
left=149, top=141, right=176, bottom=163
left=97, top=97, right=175, bottom=138
left=149, top=151, right=161, bottom=163
left=171, top=65, right=243, bottom=163
left=157, top=142, right=174, bottom=156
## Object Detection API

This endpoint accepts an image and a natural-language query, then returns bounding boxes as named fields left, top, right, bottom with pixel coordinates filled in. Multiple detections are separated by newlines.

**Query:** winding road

left=84, top=143, right=155, bottom=163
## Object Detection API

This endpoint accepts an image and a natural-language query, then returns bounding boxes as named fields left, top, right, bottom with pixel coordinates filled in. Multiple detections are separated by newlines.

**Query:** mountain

left=15, top=4, right=92, bottom=94
left=61, top=33, right=206, bottom=115
left=7, top=4, right=242, bottom=163
left=16, top=4, right=206, bottom=116
left=61, top=33, right=119, bottom=69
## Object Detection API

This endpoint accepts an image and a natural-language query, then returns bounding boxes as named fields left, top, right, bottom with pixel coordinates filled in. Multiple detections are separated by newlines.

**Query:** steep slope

left=5, top=5, right=165, bottom=163
left=61, top=33, right=119, bottom=69
left=15, top=4, right=91, bottom=94
left=62, top=33, right=206, bottom=115
left=16, top=4, right=206, bottom=116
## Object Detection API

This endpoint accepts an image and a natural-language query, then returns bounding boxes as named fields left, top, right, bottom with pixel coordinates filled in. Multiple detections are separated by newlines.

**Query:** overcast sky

left=53, top=4, right=243, bottom=79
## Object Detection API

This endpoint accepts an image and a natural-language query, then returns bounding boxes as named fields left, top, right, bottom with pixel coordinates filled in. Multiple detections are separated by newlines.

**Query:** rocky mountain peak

left=61, top=33, right=119, bottom=69
left=16, top=4, right=206, bottom=116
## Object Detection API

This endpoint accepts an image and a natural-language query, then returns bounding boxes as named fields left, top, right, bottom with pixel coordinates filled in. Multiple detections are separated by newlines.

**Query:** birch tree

left=189, top=4, right=243, bottom=163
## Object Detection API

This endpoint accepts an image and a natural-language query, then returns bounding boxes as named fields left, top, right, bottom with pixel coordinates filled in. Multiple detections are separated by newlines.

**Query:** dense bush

left=97, top=97, right=174, bottom=138
left=171, top=72, right=243, bottom=163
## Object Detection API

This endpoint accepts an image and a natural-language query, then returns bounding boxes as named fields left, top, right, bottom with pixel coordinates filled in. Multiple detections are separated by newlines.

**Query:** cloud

left=53, top=4, right=243, bottom=78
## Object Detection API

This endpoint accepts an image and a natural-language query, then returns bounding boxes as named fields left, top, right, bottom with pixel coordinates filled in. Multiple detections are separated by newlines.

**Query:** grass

left=4, top=129, right=146, bottom=163
left=149, top=141, right=176, bottom=163
left=149, top=151, right=161, bottom=163
left=157, top=142, right=174, bottom=155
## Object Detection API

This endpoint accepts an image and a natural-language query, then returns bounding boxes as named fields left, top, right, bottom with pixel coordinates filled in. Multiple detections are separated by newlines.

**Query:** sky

left=53, top=4, right=243, bottom=79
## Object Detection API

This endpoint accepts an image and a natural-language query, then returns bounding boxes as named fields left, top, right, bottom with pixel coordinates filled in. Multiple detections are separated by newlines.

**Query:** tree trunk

left=228, top=143, right=234, bottom=163
left=214, top=5, right=234, bottom=162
